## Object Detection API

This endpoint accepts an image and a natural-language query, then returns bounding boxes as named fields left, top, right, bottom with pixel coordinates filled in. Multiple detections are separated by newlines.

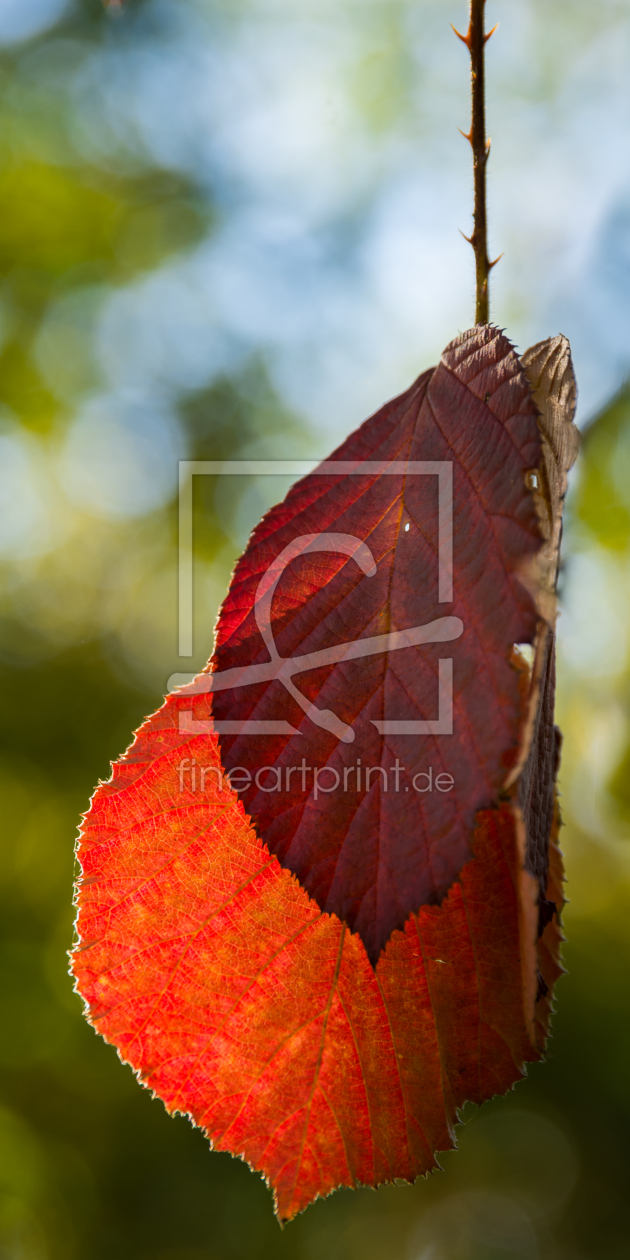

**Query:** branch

left=453, top=1, right=499, bottom=325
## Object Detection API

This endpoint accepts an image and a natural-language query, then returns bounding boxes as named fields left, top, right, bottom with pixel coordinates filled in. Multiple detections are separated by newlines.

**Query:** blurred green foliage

left=1, top=2, right=630, bottom=1260
left=0, top=152, right=209, bottom=430
left=574, top=387, right=630, bottom=553
left=571, top=387, right=630, bottom=836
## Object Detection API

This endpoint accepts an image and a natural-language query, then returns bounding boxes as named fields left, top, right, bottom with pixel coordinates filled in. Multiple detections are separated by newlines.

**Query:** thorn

left=451, top=23, right=471, bottom=49
left=488, top=252, right=504, bottom=270
left=484, top=23, right=498, bottom=43
left=459, top=229, right=474, bottom=245
left=458, top=127, right=474, bottom=146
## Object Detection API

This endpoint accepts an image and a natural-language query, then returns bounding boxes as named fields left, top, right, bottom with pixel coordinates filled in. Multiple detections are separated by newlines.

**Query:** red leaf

left=203, top=326, right=543, bottom=961
left=71, top=327, right=577, bottom=1219
left=71, top=703, right=563, bottom=1221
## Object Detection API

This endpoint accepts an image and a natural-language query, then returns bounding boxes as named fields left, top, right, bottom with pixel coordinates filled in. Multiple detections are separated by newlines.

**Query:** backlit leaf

left=72, top=326, right=578, bottom=1218
left=71, top=701, right=564, bottom=1221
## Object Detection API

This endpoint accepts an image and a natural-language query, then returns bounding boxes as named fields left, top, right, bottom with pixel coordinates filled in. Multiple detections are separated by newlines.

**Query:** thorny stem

left=453, top=0, right=499, bottom=325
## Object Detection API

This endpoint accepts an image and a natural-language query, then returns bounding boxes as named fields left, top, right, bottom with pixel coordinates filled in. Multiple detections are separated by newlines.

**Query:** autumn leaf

left=72, top=326, right=577, bottom=1220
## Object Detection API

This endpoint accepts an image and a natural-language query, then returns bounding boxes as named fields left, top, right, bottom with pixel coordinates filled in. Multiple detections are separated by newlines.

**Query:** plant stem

left=454, top=0, right=497, bottom=325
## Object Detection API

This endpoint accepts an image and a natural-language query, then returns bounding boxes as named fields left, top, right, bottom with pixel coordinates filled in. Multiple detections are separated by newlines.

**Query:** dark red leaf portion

left=207, top=326, right=543, bottom=962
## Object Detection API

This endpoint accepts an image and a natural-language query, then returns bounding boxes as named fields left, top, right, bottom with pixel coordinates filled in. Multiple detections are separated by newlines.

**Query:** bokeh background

left=1, top=0, right=630, bottom=1257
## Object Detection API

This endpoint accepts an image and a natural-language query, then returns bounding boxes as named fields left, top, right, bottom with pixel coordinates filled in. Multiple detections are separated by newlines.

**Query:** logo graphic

left=170, top=461, right=462, bottom=740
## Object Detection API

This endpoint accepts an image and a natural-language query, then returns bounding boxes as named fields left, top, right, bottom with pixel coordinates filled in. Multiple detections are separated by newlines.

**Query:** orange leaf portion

left=72, top=690, right=563, bottom=1220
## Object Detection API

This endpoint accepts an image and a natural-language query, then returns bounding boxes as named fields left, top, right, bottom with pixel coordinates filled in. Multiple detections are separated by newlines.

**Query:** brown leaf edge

left=502, top=333, right=579, bottom=1047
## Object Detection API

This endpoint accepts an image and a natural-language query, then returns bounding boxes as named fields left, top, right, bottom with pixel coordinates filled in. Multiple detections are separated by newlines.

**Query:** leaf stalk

left=453, top=0, right=498, bottom=325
